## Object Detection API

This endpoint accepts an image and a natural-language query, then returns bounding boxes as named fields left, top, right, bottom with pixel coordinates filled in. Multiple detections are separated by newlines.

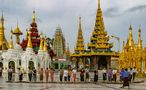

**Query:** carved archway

left=9, top=61, right=15, bottom=72
left=29, top=61, right=34, bottom=70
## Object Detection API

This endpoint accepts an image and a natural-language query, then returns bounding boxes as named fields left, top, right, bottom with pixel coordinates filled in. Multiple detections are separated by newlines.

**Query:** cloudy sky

left=0, top=0, right=146, bottom=52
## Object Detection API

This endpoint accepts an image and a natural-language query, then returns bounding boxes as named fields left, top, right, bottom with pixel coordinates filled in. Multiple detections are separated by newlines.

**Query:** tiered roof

left=21, top=10, right=40, bottom=52
left=88, top=0, right=113, bottom=51
left=74, top=17, right=85, bottom=53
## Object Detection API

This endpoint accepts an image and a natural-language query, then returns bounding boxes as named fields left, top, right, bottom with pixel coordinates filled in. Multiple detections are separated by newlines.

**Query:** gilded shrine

left=71, top=0, right=119, bottom=70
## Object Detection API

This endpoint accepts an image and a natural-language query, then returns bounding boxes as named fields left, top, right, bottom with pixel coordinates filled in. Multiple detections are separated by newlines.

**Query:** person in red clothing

left=80, top=68, right=85, bottom=82
left=72, top=67, right=77, bottom=82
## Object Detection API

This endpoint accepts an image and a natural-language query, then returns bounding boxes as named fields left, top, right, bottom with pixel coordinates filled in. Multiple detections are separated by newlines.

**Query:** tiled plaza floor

left=0, top=77, right=146, bottom=90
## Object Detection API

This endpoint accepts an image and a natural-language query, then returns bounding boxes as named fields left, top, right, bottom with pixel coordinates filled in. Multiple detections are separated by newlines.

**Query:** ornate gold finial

left=43, top=36, right=48, bottom=52
left=138, top=25, right=141, bottom=32
left=1, top=11, right=4, bottom=29
left=98, top=0, right=100, bottom=8
left=39, top=32, right=43, bottom=50
left=138, top=26, right=142, bottom=49
left=127, top=25, right=134, bottom=47
left=79, top=16, right=81, bottom=29
left=129, top=24, right=132, bottom=30
left=32, top=10, right=36, bottom=22
left=27, top=30, right=32, bottom=48
left=9, top=28, right=14, bottom=49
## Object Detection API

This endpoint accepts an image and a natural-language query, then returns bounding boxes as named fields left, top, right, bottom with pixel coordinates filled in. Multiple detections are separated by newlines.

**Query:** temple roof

left=74, top=16, right=85, bottom=53
left=88, top=0, right=113, bottom=50
left=13, top=25, right=23, bottom=35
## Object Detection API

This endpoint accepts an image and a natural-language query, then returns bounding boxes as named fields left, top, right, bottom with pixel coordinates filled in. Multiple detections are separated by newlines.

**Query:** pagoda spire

left=96, top=0, right=104, bottom=32
left=39, top=32, right=43, bottom=50
left=9, top=28, right=14, bottom=49
left=98, top=0, right=101, bottom=9
left=43, top=36, right=48, bottom=52
left=138, top=26, right=142, bottom=49
left=27, top=30, right=32, bottom=48
left=127, top=25, right=135, bottom=47
left=88, top=0, right=113, bottom=50
left=1, top=11, right=4, bottom=29
left=0, top=12, right=4, bottom=46
left=0, top=12, right=8, bottom=50
left=74, top=16, right=85, bottom=52
left=32, top=10, right=36, bottom=23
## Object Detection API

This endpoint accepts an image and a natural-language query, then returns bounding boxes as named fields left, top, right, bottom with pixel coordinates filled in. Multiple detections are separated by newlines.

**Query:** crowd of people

left=0, top=66, right=138, bottom=88
left=101, top=67, right=137, bottom=88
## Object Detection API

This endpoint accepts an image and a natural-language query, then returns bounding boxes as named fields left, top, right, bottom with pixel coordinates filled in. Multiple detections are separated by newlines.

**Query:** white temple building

left=21, top=31, right=38, bottom=73
left=2, top=30, right=23, bottom=73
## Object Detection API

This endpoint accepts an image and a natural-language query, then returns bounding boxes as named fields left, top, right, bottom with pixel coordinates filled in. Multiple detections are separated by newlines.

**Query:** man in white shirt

left=64, top=69, right=68, bottom=82
left=132, top=67, right=137, bottom=81
left=112, top=69, right=117, bottom=82
left=72, top=68, right=77, bottom=82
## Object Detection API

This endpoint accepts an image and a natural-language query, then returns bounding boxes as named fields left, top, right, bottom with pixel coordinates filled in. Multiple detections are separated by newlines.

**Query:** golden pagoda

left=39, top=32, right=44, bottom=50
left=0, top=13, right=8, bottom=50
left=74, top=16, right=85, bottom=53
left=119, top=25, right=145, bottom=73
left=71, top=0, right=118, bottom=70
left=43, top=36, right=48, bottom=52
left=13, top=24, right=23, bottom=44
left=27, top=31, right=32, bottom=48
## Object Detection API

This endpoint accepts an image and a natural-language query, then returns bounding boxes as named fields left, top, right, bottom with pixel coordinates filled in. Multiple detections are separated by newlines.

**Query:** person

left=28, top=67, right=32, bottom=82
left=121, top=68, right=130, bottom=88
left=50, top=68, right=54, bottom=82
left=72, top=67, right=77, bottom=82
left=120, top=68, right=124, bottom=82
left=102, top=68, right=107, bottom=81
left=94, top=69, right=98, bottom=82
left=33, top=67, right=37, bottom=82
left=80, top=68, right=85, bottom=82
left=132, top=67, right=137, bottom=81
left=0, top=67, right=2, bottom=77
left=107, top=68, right=112, bottom=82
left=68, top=68, right=72, bottom=82
left=112, top=68, right=117, bottom=82
left=129, top=68, right=133, bottom=82
left=59, top=68, right=64, bottom=82
left=8, top=66, right=13, bottom=81
left=39, top=68, right=43, bottom=82
left=18, top=68, right=23, bottom=82
left=85, top=68, right=90, bottom=82
left=64, top=69, right=68, bottom=82
left=45, top=67, right=49, bottom=82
